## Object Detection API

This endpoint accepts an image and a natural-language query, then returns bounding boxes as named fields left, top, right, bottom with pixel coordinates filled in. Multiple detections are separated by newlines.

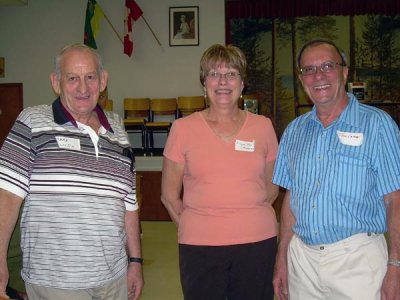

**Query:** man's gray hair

left=54, top=44, right=103, bottom=79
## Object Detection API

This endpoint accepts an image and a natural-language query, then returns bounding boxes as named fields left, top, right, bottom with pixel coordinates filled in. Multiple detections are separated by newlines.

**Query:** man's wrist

left=388, top=259, right=400, bottom=267
left=129, top=257, right=144, bottom=264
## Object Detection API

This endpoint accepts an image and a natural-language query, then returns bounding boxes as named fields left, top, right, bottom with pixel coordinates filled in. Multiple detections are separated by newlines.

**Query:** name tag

left=56, top=136, right=81, bottom=150
left=235, top=139, right=255, bottom=152
left=337, top=131, right=363, bottom=146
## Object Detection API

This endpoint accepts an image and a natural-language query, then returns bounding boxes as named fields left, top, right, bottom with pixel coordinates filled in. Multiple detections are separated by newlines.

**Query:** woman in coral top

left=161, top=44, right=279, bottom=300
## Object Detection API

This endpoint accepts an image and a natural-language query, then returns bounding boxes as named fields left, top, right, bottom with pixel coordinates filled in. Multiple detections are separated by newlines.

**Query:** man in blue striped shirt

left=272, top=39, right=400, bottom=300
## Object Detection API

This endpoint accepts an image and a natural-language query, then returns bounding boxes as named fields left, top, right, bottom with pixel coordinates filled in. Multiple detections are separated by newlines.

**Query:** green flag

left=84, top=0, right=105, bottom=49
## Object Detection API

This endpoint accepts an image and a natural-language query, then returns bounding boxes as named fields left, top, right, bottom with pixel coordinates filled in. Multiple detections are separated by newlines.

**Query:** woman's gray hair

left=54, top=43, right=103, bottom=79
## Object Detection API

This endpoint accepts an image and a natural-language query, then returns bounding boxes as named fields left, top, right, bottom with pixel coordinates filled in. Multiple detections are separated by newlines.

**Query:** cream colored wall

left=0, top=0, right=225, bottom=117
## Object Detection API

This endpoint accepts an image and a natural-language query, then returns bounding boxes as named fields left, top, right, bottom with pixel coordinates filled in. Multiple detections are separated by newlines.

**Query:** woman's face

left=203, top=62, right=244, bottom=109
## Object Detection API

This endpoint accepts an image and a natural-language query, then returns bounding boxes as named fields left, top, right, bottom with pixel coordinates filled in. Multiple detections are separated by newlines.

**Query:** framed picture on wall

left=169, top=6, right=199, bottom=46
left=0, top=58, right=4, bottom=78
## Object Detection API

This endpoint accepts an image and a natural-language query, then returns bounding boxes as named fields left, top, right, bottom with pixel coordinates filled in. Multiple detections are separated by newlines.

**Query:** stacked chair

left=123, top=98, right=151, bottom=155
left=103, top=99, right=113, bottom=111
left=123, top=96, right=206, bottom=156
left=177, top=96, right=206, bottom=117
left=146, top=98, right=177, bottom=156
left=145, top=98, right=177, bottom=156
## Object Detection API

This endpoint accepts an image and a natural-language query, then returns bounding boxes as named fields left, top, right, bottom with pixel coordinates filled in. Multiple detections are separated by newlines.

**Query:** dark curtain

left=225, top=0, right=400, bottom=43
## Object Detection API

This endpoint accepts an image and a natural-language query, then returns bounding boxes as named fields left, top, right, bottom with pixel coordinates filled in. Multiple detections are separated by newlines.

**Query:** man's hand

left=0, top=258, right=9, bottom=299
left=272, top=255, right=289, bottom=300
left=381, top=265, right=400, bottom=300
left=127, top=262, right=144, bottom=300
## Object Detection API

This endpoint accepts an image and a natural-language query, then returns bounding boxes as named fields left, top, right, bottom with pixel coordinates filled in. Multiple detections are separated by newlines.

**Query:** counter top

left=135, top=156, right=163, bottom=171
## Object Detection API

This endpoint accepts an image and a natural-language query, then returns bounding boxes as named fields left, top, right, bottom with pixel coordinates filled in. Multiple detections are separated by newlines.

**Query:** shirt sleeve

left=375, top=115, right=400, bottom=195
left=163, top=119, right=186, bottom=165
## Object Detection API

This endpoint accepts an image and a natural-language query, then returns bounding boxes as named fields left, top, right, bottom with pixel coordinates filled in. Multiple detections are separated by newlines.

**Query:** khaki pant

left=26, top=273, right=128, bottom=300
left=288, top=233, right=387, bottom=300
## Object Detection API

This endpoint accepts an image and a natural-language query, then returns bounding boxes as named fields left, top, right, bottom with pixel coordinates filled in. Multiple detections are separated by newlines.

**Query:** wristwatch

left=129, top=257, right=144, bottom=264
left=388, top=259, right=400, bottom=267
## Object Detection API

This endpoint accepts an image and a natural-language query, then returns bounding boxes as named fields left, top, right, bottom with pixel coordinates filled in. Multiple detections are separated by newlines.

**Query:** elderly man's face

left=298, top=43, right=348, bottom=107
left=51, top=49, right=107, bottom=119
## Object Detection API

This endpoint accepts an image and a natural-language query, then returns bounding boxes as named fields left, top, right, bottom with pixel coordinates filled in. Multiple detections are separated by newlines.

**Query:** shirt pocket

left=330, top=150, right=373, bottom=202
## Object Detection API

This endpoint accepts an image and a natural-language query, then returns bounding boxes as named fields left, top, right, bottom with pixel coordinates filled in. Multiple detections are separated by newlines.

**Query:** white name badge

left=56, top=136, right=81, bottom=150
left=235, top=139, right=255, bottom=152
left=336, top=131, right=363, bottom=146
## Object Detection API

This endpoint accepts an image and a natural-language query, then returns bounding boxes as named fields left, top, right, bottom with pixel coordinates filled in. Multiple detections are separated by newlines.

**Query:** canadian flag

left=124, top=0, right=143, bottom=57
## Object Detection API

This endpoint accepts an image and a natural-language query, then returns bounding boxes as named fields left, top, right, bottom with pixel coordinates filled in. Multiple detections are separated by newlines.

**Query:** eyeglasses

left=299, top=61, right=346, bottom=76
left=207, top=71, right=241, bottom=81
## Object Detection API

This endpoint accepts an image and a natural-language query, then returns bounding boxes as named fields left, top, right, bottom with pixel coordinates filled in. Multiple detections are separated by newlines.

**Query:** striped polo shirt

left=0, top=98, right=137, bottom=289
left=273, top=93, right=400, bottom=245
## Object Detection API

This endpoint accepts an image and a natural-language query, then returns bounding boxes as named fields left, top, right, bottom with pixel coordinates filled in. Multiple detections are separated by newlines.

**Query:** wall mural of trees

left=230, top=15, right=400, bottom=137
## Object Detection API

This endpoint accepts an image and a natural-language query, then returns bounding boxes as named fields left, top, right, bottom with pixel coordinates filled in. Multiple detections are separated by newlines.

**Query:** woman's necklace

left=207, top=110, right=243, bottom=142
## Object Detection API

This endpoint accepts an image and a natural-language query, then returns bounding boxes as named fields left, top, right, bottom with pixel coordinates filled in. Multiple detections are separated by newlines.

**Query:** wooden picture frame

left=0, top=58, right=4, bottom=78
left=169, top=6, right=199, bottom=47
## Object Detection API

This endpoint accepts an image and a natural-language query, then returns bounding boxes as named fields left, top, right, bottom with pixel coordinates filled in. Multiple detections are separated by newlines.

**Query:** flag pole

left=103, top=13, right=123, bottom=44
left=97, top=3, right=123, bottom=44
left=141, top=16, right=162, bottom=47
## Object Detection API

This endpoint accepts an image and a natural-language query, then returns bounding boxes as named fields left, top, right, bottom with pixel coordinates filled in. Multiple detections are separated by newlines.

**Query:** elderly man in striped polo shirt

left=0, top=44, right=143, bottom=300
left=272, top=39, right=400, bottom=300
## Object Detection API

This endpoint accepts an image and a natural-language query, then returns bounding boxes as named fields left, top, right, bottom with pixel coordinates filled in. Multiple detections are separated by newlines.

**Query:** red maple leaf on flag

left=124, top=0, right=143, bottom=57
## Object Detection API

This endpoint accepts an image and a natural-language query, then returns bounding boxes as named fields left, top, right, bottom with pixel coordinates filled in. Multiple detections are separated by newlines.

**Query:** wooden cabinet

left=0, top=83, right=23, bottom=146
left=137, top=171, right=171, bottom=221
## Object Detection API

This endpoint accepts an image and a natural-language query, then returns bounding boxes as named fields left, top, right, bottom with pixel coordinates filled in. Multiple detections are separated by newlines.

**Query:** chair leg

left=141, top=126, right=147, bottom=156
left=149, top=130, right=154, bottom=156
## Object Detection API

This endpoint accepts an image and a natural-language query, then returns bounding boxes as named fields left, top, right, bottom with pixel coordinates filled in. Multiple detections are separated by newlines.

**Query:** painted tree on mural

left=230, top=14, right=400, bottom=133
left=231, top=18, right=291, bottom=135
left=356, top=15, right=400, bottom=101
left=231, top=19, right=273, bottom=117
left=273, top=16, right=338, bottom=133
left=277, top=17, right=338, bottom=103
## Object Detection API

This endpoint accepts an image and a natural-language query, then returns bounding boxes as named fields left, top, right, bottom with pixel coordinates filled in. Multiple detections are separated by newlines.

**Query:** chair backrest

left=177, top=96, right=205, bottom=117
left=149, top=98, right=177, bottom=121
left=124, top=98, right=151, bottom=119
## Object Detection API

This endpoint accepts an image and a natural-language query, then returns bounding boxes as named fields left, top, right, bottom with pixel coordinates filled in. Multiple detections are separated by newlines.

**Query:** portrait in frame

left=169, top=6, right=199, bottom=46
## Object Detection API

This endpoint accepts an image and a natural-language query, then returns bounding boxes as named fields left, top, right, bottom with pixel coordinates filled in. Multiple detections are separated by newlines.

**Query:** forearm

left=385, top=191, right=400, bottom=261
left=0, top=189, right=23, bottom=297
left=266, top=182, right=279, bottom=205
left=277, top=190, right=295, bottom=259
left=161, top=158, right=184, bottom=226
left=125, top=210, right=142, bottom=258
left=125, top=210, right=144, bottom=300
left=161, top=194, right=183, bottom=225
left=265, top=160, right=279, bottom=204
left=0, top=189, right=23, bottom=261
left=381, top=191, right=400, bottom=299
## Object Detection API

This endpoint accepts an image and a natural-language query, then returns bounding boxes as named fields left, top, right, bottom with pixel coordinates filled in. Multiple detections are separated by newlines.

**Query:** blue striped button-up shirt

left=273, top=93, right=400, bottom=245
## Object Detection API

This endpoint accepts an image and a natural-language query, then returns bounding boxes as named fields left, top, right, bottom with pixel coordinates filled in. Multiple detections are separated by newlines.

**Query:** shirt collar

left=52, top=97, right=114, bottom=133
left=308, top=93, right=360, bottom=129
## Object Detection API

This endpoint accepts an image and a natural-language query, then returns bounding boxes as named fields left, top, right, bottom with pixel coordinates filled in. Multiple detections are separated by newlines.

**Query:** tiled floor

left=140, top=221, right=183, bottom=300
